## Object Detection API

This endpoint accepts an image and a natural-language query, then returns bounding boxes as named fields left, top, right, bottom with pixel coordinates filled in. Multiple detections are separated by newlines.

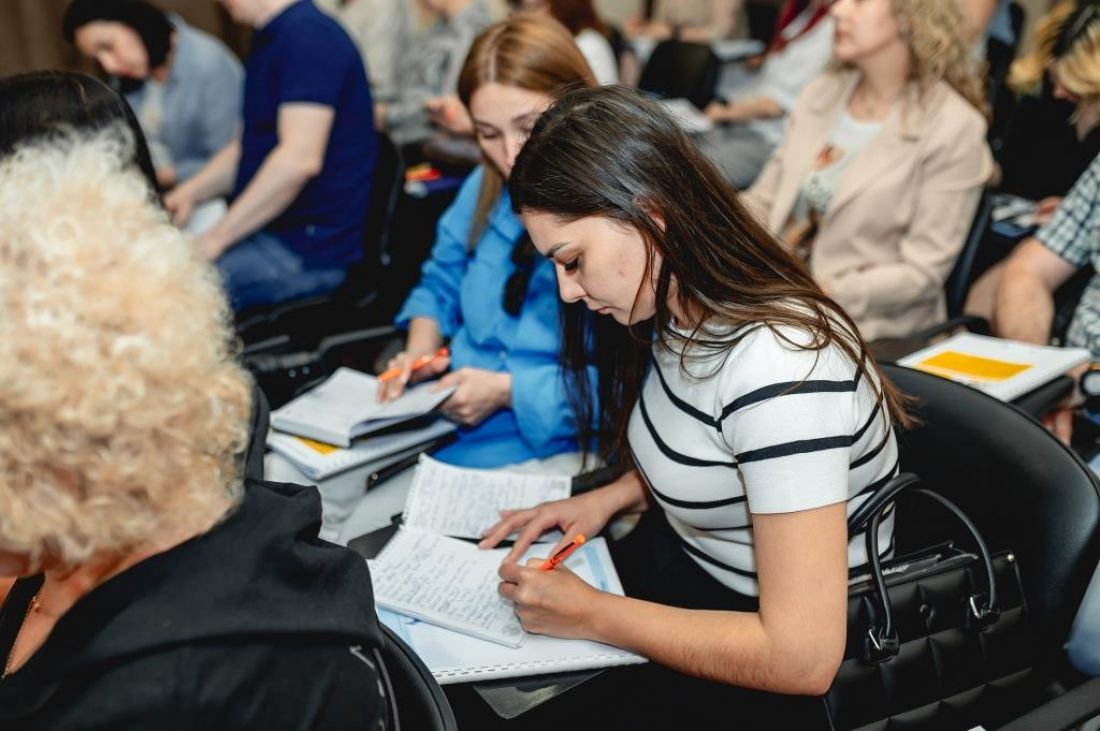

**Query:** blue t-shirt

left=236, top=0, right=377, bottom=268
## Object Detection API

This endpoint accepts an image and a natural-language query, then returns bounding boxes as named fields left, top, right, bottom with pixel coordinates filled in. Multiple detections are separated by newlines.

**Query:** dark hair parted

left=63, top=0, right=175, bottom=71
left=509, top=86, right=912, bottom=462
left=0, top=71, right=159, bottom=194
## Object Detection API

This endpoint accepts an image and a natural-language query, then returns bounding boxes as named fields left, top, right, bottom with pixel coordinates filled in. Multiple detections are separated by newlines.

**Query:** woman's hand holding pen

left=377, top=348, right=450, bottom=402
left=498, top=559, right=604, bottom=639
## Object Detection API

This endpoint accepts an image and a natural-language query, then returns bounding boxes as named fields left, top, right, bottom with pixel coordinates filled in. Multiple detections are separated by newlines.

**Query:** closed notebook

left=266, top=419, right=456, bottom=480
left=898, top=333, right=1089, bottom=401
left=375, top=535, right=645, bottom=683
left=270, top=367, right=456, bottom=447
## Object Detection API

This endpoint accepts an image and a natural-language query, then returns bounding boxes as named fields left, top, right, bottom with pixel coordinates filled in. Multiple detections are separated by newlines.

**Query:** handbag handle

left=848, top=472, right=1001, bottom=663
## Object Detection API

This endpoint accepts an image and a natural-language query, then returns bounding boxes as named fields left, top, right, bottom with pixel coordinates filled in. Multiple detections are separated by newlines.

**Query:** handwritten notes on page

left=369, top=526, right=526, bottom=647
left=402, top=455, right=572, bottom=540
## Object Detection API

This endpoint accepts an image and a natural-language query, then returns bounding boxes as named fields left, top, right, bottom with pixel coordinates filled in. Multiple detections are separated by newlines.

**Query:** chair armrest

left=995, top=676, right=1100, bottom=731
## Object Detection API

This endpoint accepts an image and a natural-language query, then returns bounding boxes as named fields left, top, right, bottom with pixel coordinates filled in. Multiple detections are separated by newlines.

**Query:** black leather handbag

left=824, top=473, right=1044, bottom=731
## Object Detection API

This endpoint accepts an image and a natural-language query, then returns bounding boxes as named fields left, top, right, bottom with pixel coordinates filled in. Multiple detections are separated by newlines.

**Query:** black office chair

left=243, top=380, right=270, bottom=481
left=637, top=39, right=721, bottom=109
left=866, top=364, right=1100, bottom=729
left=378, top=624, right=458, bottom=731
left=237, top=132, right=405, bottom=348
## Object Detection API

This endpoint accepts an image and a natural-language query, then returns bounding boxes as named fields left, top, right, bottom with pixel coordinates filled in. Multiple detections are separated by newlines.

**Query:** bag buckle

left=966, top=594, right=1000, bottom=631
left=863, top=627, right=899, bottom=664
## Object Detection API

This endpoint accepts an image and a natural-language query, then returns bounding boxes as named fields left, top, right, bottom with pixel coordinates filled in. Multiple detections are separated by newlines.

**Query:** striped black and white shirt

left=627, top=322, right=898, bottom=597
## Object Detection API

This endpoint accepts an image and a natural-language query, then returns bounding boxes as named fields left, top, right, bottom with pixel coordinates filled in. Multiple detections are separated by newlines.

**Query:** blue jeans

left=215, top=230, right=347, bottom=311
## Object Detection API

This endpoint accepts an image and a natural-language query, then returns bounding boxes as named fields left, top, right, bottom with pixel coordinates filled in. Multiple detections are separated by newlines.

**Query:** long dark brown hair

left=509, top=86, right=911, bottom=462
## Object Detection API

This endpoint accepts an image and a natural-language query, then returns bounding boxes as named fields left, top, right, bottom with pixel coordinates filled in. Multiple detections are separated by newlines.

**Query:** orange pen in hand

left=540, top=535, right=586, bottom=571
left=378, top=347, right=449, bottom=384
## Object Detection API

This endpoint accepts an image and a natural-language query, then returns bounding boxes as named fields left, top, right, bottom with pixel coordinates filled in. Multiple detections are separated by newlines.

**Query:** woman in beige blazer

left=746, top=0, right=993, bottom=341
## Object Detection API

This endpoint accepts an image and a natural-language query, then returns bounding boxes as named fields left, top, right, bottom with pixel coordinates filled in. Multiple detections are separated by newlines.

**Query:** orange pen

left=540, top=535, right=586, bottom=571
left=378, top=347, right=449, bottom=383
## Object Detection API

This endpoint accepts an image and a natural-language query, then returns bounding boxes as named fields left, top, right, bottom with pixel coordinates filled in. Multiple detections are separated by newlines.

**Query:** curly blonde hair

left=836, top=0, right=988, bottom=116
left=0, top=129, right=251, bottom=569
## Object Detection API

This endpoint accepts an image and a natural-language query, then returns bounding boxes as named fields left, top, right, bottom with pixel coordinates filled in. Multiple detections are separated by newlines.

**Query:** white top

left=627, top=322, right=898, bottom=597
left=743, top=8, right=835, bottom=145
left=575, top=28, right=619, bottom=86
left=799, top=109, right=883, bottom=217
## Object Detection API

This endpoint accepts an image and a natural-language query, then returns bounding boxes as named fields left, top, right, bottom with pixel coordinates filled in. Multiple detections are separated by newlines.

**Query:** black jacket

left=0, top=479, right=387, bottom=730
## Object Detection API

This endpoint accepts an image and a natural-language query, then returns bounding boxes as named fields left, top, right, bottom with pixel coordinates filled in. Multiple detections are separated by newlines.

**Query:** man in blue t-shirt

left=166, top=0, right=377, bottom=310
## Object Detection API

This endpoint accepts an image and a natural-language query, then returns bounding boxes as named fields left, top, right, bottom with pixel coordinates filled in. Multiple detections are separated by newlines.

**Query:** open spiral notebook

left=375, top=535, right=645, bottom=683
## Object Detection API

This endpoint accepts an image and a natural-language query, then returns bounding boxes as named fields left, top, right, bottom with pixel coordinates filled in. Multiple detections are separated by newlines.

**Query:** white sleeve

left=718, top=327, right=860, bottom=515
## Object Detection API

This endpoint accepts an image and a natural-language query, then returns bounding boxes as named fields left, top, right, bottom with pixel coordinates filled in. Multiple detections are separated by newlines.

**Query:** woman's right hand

left=480, top=490, right=619, bottom=565
left=377, top=349, right=450, bottom=402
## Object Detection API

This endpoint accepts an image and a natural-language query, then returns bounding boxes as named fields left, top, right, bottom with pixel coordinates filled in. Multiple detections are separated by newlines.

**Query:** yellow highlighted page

left=295, top=436, right=340, bottom=454
left=915, top=351, right=1032, bottom=382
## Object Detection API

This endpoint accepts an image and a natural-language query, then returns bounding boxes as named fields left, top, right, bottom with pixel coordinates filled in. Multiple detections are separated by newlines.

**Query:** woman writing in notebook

left=480, top=86, right=906, bottom=725
left=377, top=15, right=598, bottom=471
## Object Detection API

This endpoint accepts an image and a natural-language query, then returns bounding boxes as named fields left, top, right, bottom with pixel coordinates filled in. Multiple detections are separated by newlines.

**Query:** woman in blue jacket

left=379, top=15, right=598, bottom=468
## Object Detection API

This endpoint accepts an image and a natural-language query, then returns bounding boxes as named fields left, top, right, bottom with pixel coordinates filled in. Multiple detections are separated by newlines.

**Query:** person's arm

left=194, top=104, right=334, bottom=260
left=826, top=116, right=992, bottom=324
left=705, top=96, right=784, bottom=123
left=164, top=139, right=241, bottom=225
left=993, top=238, right=1078, bottom=344
left=500, top=503, right=848, bottom=693
left=394, top=171, right=483, bottom=337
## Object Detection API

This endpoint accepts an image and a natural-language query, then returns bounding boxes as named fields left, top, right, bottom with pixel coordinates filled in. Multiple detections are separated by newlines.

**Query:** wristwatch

left=1079, top=363, right=1100, bottom=399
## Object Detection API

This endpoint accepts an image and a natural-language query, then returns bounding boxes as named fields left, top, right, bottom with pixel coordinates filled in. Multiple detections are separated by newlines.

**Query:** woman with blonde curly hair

left=0, top=125, right=387, bottom=729
left=746, top=0, right=993, bottom=340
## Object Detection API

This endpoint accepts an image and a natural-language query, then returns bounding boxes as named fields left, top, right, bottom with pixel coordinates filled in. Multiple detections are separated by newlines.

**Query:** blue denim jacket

left=397, top=167, right=596, bottom=467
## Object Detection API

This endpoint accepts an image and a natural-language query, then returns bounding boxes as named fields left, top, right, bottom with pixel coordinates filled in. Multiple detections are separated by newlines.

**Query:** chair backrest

left=882, top=363, right=1100, bottom=657
left=378, top=624, right=458, bottom=731
left=244, top=381, right=270, bottom=481
left=365, top=132, right=404, bottom=270
left=637, top=39, right=720, bottom=109
left=944, top=191, right=992, bottom=318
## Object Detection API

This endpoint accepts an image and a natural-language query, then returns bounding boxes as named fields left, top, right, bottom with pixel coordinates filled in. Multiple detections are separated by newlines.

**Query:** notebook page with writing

left=897, top=333, right=1089, bottom=401
left=376, top=537, right=646, bottom=683
left=370, top=527, right=527, bottom=647
left=402, top=455, right=571, bottom=540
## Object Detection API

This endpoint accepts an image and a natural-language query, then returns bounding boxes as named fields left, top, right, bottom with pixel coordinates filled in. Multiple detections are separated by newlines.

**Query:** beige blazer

left=746, top=72, right=993, bottom=341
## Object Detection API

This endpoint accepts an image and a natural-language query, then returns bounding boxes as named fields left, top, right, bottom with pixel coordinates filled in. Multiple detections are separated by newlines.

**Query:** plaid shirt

left=1037, top=153, right=1100, bottom=357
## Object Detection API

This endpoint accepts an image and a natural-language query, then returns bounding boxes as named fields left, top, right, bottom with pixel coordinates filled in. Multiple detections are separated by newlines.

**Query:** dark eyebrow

left=513, top=110, right=539, bottom=124
left=545, top=242, right=571, bottom=259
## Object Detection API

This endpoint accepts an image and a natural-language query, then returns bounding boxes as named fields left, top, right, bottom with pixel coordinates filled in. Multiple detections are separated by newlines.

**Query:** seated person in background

left=746, top=0, right=992, bottom=341
left=993, top=154, right=1100, bottom=442
left=63, top=0, right=243, bottom=190
left=316, top=0, right=414, bottom=105
left=0, top=131, right=385, bottom=729
left=697, top=0, right=834, bottom=189
left=996, top=0, right=1100, bottom=209
left=376, top=0, right=491, bottom=146
left=379, top=16, right=599, bottom=471
left=477, top=86, right=904, bottom=727
left=627, top=0, right=747, bottom=42
left=504, top=0, right=619, bottom=85
left=165, top=0, right=377, bottom=311
left=963, top=0, right=1100, bottom=317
